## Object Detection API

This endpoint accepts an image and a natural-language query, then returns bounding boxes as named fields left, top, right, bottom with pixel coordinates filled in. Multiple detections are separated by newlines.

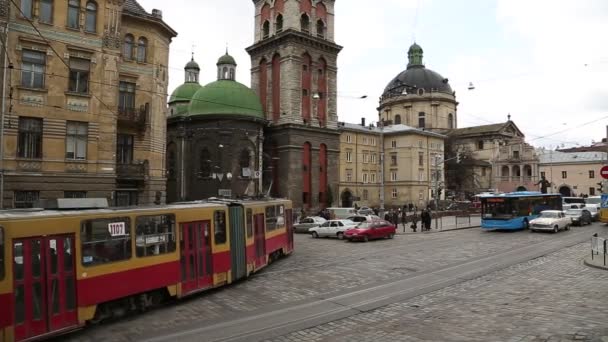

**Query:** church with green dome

left=166, top=52, right=267, bottom=202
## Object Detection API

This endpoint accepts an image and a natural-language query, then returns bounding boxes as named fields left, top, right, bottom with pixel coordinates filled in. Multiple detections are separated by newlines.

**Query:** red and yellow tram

left=0, top=198, right=293, bottom=341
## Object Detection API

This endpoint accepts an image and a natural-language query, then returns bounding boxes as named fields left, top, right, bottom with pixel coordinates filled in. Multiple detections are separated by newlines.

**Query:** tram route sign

left=601, top=165, right=608, bottom=179
left=108, top=222, right=126, bottom=236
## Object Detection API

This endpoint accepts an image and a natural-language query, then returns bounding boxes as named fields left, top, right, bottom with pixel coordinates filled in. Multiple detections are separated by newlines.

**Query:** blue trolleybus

left=480, top=192, right=562, bottom=231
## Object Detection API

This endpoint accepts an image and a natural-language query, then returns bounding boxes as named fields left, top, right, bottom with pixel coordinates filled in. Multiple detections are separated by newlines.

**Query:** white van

left=327, top=207, right=357, bottom=220
left=562, top=197, right=586, bottom=210
left=585, top=196, right=601, bottom=209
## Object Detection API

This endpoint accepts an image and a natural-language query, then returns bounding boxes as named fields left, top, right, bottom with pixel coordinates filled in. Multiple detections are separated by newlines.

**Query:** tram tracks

left=142, top=226, right=603, bottom=342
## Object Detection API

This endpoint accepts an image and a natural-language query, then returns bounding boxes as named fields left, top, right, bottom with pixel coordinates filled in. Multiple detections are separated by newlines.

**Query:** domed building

left=166, top=53, right=267, bottom=202
left=379, top=43, right=458, bottom=134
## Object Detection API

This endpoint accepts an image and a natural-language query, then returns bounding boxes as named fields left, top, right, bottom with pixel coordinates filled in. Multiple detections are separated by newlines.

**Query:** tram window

left=265, top=205, right=277, bottom=231
left=214, top=211, right=227, bottom=244
left=0, top=227, right=4, bottom=280
left=276, top=205, right=285, bottom=228
left=135, top=214, right=176, bottom=257
left=80, top=217, right=132, bottom=266
left=246, top=209, right=253, bottom=238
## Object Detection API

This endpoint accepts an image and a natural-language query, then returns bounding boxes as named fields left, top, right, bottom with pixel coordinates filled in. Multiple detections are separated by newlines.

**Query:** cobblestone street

left=62, top=225, right=608, bottom=342
left=265, top=241, right=608, bottom=342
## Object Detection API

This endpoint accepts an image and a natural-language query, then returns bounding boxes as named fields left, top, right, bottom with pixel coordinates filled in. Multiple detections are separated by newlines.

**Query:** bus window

left=81, top=217, right=132, bottom=266
left=135, top=214, right=176, bottom=257
left=246, top=209, right=253, bottom=238
left=0, top=227, right=4, bottom=280
left=214, top=211, right=227, bottom=244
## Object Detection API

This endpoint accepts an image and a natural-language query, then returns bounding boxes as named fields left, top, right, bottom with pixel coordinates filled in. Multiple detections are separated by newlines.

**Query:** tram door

left=285, top=209, right=294, bottom=251
left=253, top=214, right=266, bottom=268
left=13, top=235, right=77, bottom=341
left=180, top=221, right=213, bottom=295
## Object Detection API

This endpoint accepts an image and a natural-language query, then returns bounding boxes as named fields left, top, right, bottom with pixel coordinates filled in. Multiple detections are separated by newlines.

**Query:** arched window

left=394, top=115, right=401, bottom=125
left=316, top=19, right=325, bottom=38
left=223, top=67, right=228, bottom=79
left=300, top=14, right=310, bottom=33
left=21, top=0, right=33, bottom=19
left=123, top=34, right=134, bottom=60
left=275, top=14, right=283, bottom=33
left=67, top=0, right=80, bottom=29
left=200, top=148, right=211, bottom=178
left=85, top=1, right=97, bottom=32
left=229, top=68, right=235, bottom=80
left=166, top=143, right=176, bottom=179
left=262, top=20, right=270, bottom=39
left=137, top=37, right=147, bottom=63
left=39, top=0, right=53, bottom=23
left=448, top=113, right=454, bottom=129
left=239, top=149, right=250, bottom=169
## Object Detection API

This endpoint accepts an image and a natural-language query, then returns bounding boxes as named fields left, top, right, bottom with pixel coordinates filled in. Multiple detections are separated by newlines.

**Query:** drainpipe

left=0, top=19, right=10, bottom=208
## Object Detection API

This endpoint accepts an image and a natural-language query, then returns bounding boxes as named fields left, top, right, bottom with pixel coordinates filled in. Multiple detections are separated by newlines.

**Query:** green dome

left=217, top=53, right=237, bottom=66
left=408, top=43, right=423, bottom=53
left=188, top=80, right=264, bottom=119
left=185, top=59, right=200, bottom=70
left=169, top=83, right=203, bottom=105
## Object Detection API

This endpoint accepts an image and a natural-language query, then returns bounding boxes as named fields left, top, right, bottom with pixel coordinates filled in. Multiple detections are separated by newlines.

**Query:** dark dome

left=383, top=43, right=453, bottom=97
left=383, top=65, right=452, bottom=97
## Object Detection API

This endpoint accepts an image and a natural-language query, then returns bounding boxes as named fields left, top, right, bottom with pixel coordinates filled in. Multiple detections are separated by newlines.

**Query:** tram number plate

left=108, top=222, right=126, bottom=236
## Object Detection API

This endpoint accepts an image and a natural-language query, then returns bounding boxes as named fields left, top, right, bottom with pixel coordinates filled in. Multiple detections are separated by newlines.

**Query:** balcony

left=116, top=161, right=148, bottom=180
left=118, top=103, right=148, bottom=131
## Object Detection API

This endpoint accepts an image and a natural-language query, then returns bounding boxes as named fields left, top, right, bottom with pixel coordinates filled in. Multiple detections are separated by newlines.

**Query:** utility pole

left=379, top=116, right=385, bottom=218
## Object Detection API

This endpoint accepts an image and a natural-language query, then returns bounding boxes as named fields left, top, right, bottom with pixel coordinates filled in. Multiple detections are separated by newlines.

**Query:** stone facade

left=0, top=0, right=176, bottom=207
left=247, top=0, right=341, bottom=212
left=166, top=118, right=264, bottom=203
left=447, top=121, right=540, bottom=197
left=338, top=121, right=446, bottom=210
left=537, top=149, right=606, bottom=197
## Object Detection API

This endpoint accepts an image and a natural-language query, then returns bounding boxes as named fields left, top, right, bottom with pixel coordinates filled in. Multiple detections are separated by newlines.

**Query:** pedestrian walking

left=401, top=210, right=407, bottom=232
left=410, top=211, right=418, bottom=232
left=421, top=209, right=431, bottom=231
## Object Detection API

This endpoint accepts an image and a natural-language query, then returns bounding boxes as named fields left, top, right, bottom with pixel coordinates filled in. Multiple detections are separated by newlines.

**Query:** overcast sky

left=142, top=0, right=608, bottom=148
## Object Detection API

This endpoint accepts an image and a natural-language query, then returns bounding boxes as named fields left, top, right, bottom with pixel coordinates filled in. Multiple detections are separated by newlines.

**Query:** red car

left=345, top=220, right=396, bottom=242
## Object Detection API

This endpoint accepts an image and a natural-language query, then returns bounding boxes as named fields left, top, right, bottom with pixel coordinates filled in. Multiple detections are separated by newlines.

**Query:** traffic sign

left=601, top=165, right=608, bottom=179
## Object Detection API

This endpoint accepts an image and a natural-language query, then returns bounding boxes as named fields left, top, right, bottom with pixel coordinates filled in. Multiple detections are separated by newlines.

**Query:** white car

left=310, top=219, right=358, bottom=239
left=293, top=216, right=327, bottom=233
left=529, top=210, right=571, bottom=233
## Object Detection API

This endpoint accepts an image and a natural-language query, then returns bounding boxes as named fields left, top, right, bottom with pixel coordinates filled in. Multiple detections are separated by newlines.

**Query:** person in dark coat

left=410, top=211, right=419, bottom=232
left=421, top=209, right=432, bottom=231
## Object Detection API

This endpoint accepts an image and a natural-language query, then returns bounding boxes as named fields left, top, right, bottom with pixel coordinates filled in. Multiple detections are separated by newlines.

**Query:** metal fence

left=591, top=234, right=607, bottom=266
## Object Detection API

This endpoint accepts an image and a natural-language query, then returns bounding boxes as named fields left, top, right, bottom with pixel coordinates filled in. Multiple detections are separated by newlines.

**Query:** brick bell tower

left=247, top=0, right=342, bottom=212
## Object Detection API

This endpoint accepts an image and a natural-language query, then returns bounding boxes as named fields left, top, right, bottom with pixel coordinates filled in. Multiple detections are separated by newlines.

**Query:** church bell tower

left=247, top=0, right=342, bottom=211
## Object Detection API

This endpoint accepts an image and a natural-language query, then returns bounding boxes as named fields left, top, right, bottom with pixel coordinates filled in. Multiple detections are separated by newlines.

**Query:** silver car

left=294, top=216, right=327, bottom=233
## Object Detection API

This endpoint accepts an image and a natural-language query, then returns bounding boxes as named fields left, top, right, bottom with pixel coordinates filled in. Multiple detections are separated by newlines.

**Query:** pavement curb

left=583, top=255, right=608, bottom=271
left=397, top=225, right=480, bottom=235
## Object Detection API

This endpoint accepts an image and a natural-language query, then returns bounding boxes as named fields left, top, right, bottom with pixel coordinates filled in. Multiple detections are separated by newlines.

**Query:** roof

left=478, top=191, right=555, bottom=198
left=217, top=52, right=237, bottom=66
left=339, top=122, right=447, bottom=139
left=383, top=66, right=452, bottom=96
left=122, top=0, right=177, bottom=37
left=187, top=80, right=265, bottom=120
left=448, top=121, right=523, bottom=138
left=185, top=58, right=200, bottom=70
left=169, top=83, right=202, bottom=104
left=537, top=149, right=608, bottom=164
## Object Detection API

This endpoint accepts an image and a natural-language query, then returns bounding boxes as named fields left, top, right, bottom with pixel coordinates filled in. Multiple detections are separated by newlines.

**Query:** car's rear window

left=357, top=222, right=373, bottom=228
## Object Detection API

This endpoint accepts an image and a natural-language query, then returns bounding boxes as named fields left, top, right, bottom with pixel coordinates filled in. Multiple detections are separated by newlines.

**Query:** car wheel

left=530, top=228, right=535, bottom=233
left=565, top=224, right=570, bottom=231
left=312, top=231, right=319, bottom=238
left=553, top=225, right=559, bottom=233
left=388, top=233, right=395, bottom=239
left=337, top=232, right=344, bottom=240
left=363, top=235, right=369, bottom=242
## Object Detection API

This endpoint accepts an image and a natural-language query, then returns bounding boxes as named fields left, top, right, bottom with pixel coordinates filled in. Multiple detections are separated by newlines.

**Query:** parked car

left=344, top=220, right=396, bottom=242
left=585, top=206, right=599, bottom=221
left=529, top=210, right=571, bottom=233
left=309, top=219, right=358, bottom=239
left=357, top=208, right=375, bottom=215
left=326, top=207, right=357, bottom=219
left=293, top=216, right=327, bottom=233
left=564, top=208, right=592, bottom=226
left=346, top=215, right=382, bottom=223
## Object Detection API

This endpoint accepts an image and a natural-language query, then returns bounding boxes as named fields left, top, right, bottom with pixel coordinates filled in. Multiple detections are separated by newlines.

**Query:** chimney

left=152, top=9, right=163, bottom=18
left=361, top=117, right=366, bottom=127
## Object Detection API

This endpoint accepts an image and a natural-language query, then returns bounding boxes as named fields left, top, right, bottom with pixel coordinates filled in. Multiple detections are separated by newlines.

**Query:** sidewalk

left=395, top=215, right=481, bottom=235
left=584, top=253, right=608, bottom=271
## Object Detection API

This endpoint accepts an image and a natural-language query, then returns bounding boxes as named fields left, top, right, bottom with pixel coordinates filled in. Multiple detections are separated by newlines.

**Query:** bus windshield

left=586, top=197, right=601, bottom=205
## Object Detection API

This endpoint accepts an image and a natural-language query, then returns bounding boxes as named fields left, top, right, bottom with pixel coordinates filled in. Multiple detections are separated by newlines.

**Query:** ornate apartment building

left=338, top=120, right=445, bottom=209
left=0, top=0, right=176, bottom=208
